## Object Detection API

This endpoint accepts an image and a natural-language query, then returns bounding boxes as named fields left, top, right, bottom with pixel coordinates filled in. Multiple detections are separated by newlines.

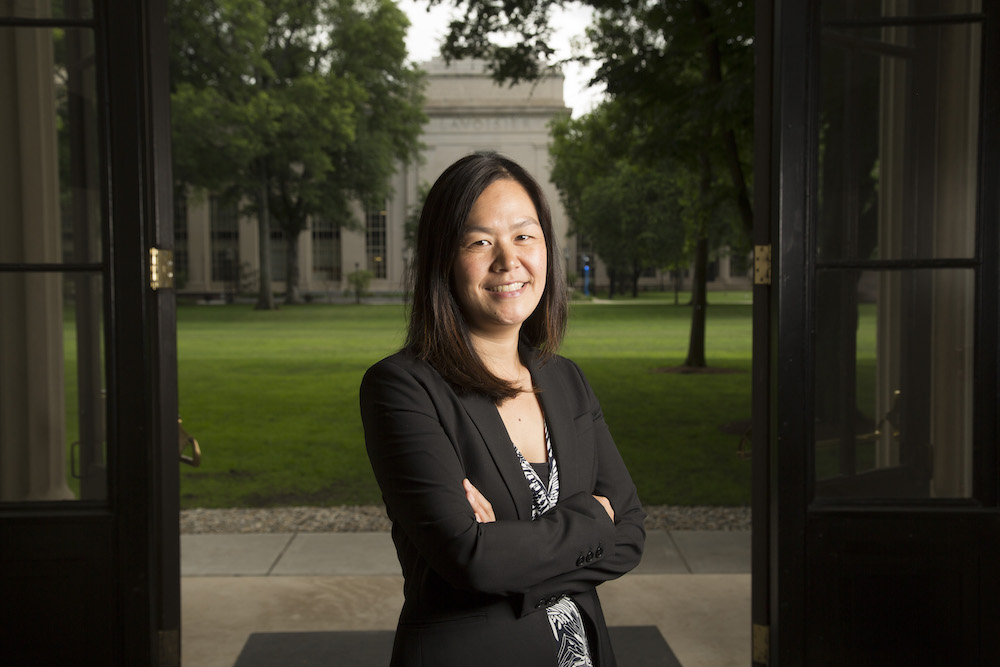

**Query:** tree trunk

left=693, top=0, right=753, bottom=235
left=284, top=230, right=302, bottom=304
left=255, top=164, right=275, bottom=310
left=685, top=148, right=712, bottom=368
left=685, top=236, right=709, bottom=367
left=632, top=262, right=640, bottom=298
left=723, top=128, right=753, bottom=234
left=607, top=268, right=616, bottom=300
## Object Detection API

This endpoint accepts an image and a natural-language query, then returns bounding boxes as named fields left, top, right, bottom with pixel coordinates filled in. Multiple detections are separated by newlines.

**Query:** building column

left=238, top=209, right=258, bottom=293
left=717, top=249, right=732, bottom=285
left=182, top=192, right=208, bottom=292
left=297, top=226, right=313, bottom=293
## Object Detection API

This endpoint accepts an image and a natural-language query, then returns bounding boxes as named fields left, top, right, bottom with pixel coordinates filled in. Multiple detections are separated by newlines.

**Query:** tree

left=432, top=0, right=753, bottom=365
left=582, top=0, right=752, bottom=366
left=399, top=180, right=431, bottom=296
left=169, top=0, right=426, bottom=307
left=403, top=180, right=431, bottom=256
left=346, top=268, right=374, bottom=303
left=549, top=102, right=687, bottom=298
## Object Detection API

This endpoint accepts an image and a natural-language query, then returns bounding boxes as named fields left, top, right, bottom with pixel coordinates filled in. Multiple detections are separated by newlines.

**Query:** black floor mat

left=234, top=625, right=682, bottom=666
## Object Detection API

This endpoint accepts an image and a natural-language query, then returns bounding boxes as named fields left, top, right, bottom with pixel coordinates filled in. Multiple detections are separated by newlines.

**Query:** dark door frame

left=753, top=0, right=1000, bottom=664
left=750, top=0, right=775, bottom=664
left=752, top=0, right=814, bottom=663
left=0, top=0, right=179, bottom=664
left=104, top=0, right=180, bottom=662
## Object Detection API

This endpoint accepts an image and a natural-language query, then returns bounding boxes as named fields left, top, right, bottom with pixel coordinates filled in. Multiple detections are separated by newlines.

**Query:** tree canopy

left=549, top=101, right=687, bottom=297
left=169, top=0, right=426, bottom=306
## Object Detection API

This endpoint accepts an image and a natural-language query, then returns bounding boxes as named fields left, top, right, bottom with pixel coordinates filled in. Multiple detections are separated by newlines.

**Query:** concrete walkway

left=181, top=530, right=751, bottom=666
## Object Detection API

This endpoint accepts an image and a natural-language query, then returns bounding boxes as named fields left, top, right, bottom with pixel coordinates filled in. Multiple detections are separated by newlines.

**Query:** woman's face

left=452, top=178, right=547, bottom=339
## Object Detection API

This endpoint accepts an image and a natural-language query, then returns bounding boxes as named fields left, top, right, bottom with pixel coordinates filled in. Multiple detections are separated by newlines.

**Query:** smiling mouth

left=486, top=282, right=526, bottom=293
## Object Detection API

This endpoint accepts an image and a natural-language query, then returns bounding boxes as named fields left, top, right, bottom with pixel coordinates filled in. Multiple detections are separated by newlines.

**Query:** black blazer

left=360, top=347, right=645, bottom=667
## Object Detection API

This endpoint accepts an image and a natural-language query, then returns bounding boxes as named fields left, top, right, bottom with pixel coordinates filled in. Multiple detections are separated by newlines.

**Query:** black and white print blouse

left=514, top=425, right=594, bottom=667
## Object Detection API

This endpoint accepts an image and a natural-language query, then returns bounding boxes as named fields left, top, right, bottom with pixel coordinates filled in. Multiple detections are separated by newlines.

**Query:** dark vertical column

left=145, top=0, right=180, bottom=661
left=771, top=0, right=818, bottom=663
left=103, top=0, right=179, bottom=663
left=750, top=0, right=774, bottom=665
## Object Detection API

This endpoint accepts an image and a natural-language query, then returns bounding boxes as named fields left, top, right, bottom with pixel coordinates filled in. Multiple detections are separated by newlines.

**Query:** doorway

left=0, top=1, right=179, bottom=664
left=754, top=1, right=1000, bottom=664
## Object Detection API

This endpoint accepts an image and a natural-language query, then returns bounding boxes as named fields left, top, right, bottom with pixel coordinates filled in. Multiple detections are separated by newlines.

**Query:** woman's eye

left=468, top=239, right=490, bottom=247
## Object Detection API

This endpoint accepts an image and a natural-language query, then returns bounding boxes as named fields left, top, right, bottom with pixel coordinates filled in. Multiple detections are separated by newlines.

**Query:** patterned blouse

left=514, top=425, right=594, bottom=667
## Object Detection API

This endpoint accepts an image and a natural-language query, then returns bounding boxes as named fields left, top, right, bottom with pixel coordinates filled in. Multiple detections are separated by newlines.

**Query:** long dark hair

left=405, top=153, right=568, bottom=402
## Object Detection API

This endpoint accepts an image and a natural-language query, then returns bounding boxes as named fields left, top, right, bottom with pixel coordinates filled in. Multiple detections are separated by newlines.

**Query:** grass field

left=173, top=292, right=753, bottom=508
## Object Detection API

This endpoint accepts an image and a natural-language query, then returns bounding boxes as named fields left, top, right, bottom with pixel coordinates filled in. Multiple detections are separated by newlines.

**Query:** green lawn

left=175, top=292, right=753, bottom=508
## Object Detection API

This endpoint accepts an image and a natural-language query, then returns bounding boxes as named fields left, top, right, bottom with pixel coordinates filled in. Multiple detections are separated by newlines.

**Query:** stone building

left=174, top=57, right=750, bottom=298
left=174, top=58, right=571, bottom=298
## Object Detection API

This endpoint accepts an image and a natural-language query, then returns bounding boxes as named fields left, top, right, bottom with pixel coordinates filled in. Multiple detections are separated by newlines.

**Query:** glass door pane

left=813, top=4, right=982, bottom=500
left=0, top=273, right=107, bottom=502
left=0, top=27, right=102, bottom=265
left=817, top=19, right=981, bottom=262
left=0, top=19, right=105, bottom=502
left=814, top=269, right=974, bottom=498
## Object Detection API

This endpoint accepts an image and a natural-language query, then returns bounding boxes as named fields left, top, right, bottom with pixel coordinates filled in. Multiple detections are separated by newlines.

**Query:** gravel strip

left=180, top=505, right=750, bottom=534
left=643, top=505, right=750, bottom=532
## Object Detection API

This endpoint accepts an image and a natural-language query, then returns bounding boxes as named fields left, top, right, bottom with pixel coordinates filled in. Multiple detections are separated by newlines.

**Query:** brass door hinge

left=150, top=247, right=174, bottom=290
left=754, top=244, right=771, bottom=285
left=752, top=623, right=770, bottom=665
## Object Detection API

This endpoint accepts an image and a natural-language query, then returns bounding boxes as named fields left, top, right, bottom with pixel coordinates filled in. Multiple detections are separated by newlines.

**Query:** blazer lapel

left=524, top=349, right=583, bottom=498
left=458, top=390, right=535, bottom=520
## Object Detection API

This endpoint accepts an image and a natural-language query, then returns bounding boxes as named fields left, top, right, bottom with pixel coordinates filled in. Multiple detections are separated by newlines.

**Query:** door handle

left=178, top=418, right=202, bottom=467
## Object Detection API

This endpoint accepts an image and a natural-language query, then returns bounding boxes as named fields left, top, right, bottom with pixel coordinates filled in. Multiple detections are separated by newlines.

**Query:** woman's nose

left=491, top=242, right=519, bottom=271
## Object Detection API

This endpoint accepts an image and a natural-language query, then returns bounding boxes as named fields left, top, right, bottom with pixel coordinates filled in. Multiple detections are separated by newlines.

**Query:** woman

left=360, top=153, right=645, bottom=666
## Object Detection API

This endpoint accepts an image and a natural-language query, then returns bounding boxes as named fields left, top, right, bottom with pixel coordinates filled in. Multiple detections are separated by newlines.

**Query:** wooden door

left=754, top=1, right=1000, bottom=664
left=0, top=0, right=179, bottom=664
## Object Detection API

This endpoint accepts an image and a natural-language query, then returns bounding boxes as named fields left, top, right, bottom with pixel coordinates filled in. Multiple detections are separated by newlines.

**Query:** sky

left=396, top=0, right=605, bottom=117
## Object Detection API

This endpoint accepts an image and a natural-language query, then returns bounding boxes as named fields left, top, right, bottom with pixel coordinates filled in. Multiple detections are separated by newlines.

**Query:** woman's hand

left=593, top=495, right=615, bottom=523
left=463, top=478, right=496, bottom=523
left=464, top=478, right=611, bottom=524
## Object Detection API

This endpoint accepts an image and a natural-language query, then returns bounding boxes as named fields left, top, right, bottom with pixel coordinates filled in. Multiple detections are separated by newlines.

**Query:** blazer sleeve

left=515, top=359, right=646, bottom=616
left=360, top=356, right=617, bottom=598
